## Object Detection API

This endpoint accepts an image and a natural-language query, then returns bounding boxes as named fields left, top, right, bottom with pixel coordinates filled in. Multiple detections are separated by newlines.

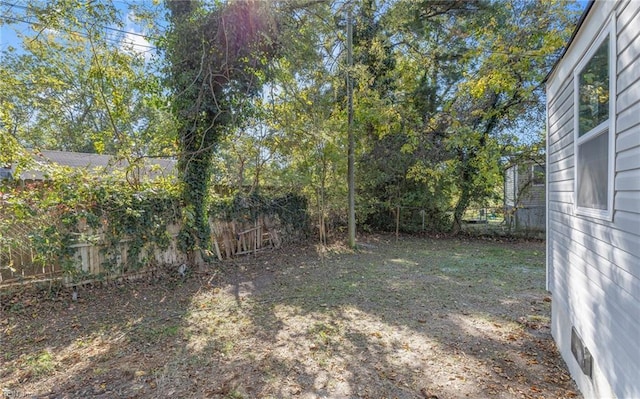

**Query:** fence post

left=396, top=205, right=400, bottom=241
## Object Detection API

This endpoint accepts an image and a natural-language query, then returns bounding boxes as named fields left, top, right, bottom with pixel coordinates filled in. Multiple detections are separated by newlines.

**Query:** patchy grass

left=24, top=350, right=57, bottom=377
left=0, top=235, right=579, bottom=398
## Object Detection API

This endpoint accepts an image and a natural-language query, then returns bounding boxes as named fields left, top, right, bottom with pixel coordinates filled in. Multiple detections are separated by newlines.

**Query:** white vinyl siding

left=546, top=1, right=640, bottom=398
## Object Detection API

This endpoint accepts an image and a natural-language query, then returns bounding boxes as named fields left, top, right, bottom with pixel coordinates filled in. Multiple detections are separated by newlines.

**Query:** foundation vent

left=571, top=327, right=593, bottom=378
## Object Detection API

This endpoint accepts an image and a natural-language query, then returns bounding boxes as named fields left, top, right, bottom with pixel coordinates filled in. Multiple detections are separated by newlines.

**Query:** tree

left=441, top=0, right=578, bottom=233
left=0, top=134, right=31, bottom=178
left=355, top=0, right=578, bottom=234
left=164, top=0, right=279, bottom=262
left=213, top=112, right=280, bottom=194
left=0, top=1, right=175, bottom=160
left=208, top=0, right=578, bottom=239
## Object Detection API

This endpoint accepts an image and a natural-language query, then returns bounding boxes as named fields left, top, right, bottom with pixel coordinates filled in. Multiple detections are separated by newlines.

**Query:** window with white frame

left=531, top=164, right=545, bottom=186
left=574, top=20, right=615, bottom=219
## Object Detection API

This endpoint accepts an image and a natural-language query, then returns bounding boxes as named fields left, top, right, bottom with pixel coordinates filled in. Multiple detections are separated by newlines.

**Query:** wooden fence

left=0, top=215, right=283, bottom=287
left=0, top=221, right=63, bottom=284
left=210, top=215, right=281, bottom=260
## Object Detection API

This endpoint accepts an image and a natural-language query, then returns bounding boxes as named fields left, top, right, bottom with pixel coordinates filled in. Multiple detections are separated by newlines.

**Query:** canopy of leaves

left=1, top=0, right=581, bottom=241
left=0, top=0, right=176, bottom=159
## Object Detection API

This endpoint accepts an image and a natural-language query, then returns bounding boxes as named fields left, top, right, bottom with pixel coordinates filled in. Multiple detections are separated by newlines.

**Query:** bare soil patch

left=1, top=235, right=580, bottom=398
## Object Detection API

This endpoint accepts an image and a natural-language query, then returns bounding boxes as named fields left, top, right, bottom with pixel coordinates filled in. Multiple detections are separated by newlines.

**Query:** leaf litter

left=0, top=235, right=580, bottom=398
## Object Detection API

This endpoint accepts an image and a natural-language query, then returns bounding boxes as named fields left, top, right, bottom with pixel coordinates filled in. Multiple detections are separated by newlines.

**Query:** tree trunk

left=451, top=151, right=474, bottom=236
left=451, top=188, right=472, bottom=236
left=346, top=7, right=356, bottom=249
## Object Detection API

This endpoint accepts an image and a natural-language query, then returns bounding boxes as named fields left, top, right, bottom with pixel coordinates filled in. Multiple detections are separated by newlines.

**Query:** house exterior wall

left=504, top=161, right=546, bottom=232
left=505, top=165, right=517, bottom=207
left=515, top=162, right=545, bottom=232
left=517, top=164, right=545, bottom=206
left=546, top=1, right=640, bottom=398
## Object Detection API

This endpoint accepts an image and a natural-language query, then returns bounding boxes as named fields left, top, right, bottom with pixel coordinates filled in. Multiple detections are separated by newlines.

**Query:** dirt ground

left=1, top=235, right=580, bottom=399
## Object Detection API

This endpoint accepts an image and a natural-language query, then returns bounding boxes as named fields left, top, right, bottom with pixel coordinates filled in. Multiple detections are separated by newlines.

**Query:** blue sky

left=0, top=1, right=159, bottom=59
left=0, top=0, right=592, bottom=58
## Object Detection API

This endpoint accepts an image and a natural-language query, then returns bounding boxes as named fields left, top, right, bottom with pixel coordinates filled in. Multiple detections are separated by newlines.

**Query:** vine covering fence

left=0, top=191, right=308, bottom=287
left=0, top=220, right=62, bottom=284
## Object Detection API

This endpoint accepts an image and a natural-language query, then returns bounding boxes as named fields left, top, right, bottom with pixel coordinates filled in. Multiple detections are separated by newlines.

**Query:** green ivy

left=1, top=166, right=181, bottom=282
left=210, top=192, right=310, bottom=238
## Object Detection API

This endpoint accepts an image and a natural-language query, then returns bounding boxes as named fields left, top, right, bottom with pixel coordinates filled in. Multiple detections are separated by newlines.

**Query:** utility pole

left=346, top=6, right=356, bottom=249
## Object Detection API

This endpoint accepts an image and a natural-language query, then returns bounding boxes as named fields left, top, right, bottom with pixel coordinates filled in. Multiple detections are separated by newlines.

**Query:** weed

left=528, top=314, right=549, bottom=322
left=225, top=390, right=245, bottom=399
left=25, top=350, right=56, bottom=376
left=135, top=324, right=180, bottom=343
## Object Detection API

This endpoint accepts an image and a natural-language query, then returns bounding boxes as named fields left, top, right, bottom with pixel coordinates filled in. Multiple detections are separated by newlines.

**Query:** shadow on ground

left=0, top=235, right=579, bottom=398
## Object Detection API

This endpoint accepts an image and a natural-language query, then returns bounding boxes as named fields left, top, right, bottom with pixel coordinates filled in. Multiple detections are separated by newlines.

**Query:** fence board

left=1, top=214, right=287, bottom=286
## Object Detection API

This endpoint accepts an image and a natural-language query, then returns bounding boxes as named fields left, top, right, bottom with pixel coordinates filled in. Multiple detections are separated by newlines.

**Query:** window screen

left=577, top=131, right=609, bottom=210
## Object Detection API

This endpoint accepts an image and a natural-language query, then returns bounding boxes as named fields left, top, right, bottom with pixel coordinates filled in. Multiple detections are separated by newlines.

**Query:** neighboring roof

left=502, top=152, right=545, bottom=169
left=39, top=150, right=112, bottom=168
left=15, top=150, right=176, bottom=181
left=543, top=0, right=595, bottom=83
